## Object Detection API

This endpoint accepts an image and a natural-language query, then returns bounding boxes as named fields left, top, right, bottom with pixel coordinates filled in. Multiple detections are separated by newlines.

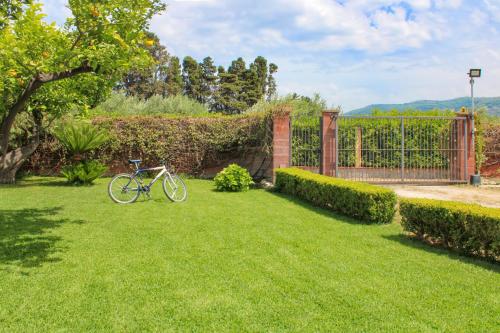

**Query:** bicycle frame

left=133, top=165, right=175, bottom=191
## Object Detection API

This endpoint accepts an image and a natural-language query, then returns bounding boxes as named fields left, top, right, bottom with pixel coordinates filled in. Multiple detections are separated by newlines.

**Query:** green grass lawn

left=0, top=177, right=499, bottom=332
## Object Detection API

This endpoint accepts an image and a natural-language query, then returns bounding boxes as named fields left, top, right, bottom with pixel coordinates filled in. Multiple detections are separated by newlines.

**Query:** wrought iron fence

left=290, top=115, right=321, bottom=172
left=336, top=116, right=467, bottom=183
left=290, top=114, right=468, bottom=183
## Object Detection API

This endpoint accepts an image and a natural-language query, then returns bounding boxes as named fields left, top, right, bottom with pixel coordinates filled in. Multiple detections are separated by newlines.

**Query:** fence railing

left=290, top=113, right=470, bottom=183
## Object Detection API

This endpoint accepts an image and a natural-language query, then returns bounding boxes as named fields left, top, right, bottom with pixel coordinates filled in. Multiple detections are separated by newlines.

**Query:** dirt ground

left=385, top=182, right=500, bottom=208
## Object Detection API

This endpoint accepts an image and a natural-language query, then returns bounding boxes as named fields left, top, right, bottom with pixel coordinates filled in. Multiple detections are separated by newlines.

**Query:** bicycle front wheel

left=108, top=174, right=140, bottom=204
left=162, top=174, right=187, bottom=202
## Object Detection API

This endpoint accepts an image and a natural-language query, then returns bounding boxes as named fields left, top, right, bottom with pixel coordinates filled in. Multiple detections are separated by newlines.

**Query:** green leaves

left=214, top=164, right=254, bottom=192
left=0, top=0, right=165, bottom=118
left=400, top=198, right=500, bottom=260
left=61, top=160, right=107, bottom=185
left=53, top=121, right=109, bottom=156
left=275, top=168, right=397, bottom=224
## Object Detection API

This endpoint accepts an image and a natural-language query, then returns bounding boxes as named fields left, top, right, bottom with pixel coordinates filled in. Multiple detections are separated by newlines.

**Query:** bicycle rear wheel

left=108, top=174, right=140, bottom=204
left=162, top=174, right=187, bottom=202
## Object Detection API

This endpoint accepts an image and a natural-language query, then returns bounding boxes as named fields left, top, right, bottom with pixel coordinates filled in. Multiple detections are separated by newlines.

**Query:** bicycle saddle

left=128, top=159, right=141, bottom=164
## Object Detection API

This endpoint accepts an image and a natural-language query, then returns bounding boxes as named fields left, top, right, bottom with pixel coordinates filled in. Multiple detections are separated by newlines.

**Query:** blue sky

left=41, top=0, right=500, bottom=110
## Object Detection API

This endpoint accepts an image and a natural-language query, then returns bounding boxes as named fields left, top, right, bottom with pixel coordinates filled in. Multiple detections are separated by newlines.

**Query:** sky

left=41, top=0, right=500, bottom=110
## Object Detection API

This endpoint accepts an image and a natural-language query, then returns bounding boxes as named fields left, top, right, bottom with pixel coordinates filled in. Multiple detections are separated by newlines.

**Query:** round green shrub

left=214, top=164, right=254, bottom=192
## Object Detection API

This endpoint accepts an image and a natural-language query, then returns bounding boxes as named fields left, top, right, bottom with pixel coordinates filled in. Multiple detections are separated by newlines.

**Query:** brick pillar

left=272, top=108, right=291, bottom=182
left=320, top=110, right=339, bottom=176
left=456, top=113, right=475, bottom=181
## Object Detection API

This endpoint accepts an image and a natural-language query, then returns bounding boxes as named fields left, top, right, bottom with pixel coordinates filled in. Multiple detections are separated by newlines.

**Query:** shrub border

left=400, top=198, right=500, bottom=261
left=274, top=167, right=397, bottom=224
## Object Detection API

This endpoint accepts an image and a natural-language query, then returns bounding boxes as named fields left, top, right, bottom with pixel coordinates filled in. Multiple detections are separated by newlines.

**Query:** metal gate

left=290, top=114, right=468, bottom=183
left=335, top=115, right=468, bottom=183
left=290, top=114, right=321, bottom=173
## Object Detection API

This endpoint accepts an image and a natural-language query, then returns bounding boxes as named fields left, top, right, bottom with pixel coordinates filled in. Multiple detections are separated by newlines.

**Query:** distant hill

left=348, top=97, right=500, bottom=117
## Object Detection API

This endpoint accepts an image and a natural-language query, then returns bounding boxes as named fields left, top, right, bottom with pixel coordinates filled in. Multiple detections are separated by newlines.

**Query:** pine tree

left=165, top=56, right=183, bottom=96
left=214, top=66, right=246, bottom=114
left=119, top=32, right=169, bottom=99
left=241, top=65, right=261, bottom=108
left=182, top=56, right=203, bottom=102
left=252, top=56, right=268, bottom=99
left=199, top=57, right=217, bottom=106
left=267, top=63, right=278, bottom=101
left=228, top=57, right=246, bottom=81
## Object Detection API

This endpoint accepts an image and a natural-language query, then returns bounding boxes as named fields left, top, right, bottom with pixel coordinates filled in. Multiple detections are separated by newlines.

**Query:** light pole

left=468, top=68, right=481, bottom=184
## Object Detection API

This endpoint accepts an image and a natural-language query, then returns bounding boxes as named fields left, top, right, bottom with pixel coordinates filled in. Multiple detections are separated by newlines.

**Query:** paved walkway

left=384, top=184, right=500, bottom=208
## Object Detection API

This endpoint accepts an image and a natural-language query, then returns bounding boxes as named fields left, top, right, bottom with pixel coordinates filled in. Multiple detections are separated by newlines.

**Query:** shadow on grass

left=383, top=234, right=500, bottom=272
left=0, top=207, right=84, bottom=269
left=5, top=178, right=71, bottom=188
left=270, top=191, right=379, bottom=226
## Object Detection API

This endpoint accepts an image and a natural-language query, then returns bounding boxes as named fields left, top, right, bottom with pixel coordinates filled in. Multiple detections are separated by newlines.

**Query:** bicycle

left=108, top=159, right=187, bottom=204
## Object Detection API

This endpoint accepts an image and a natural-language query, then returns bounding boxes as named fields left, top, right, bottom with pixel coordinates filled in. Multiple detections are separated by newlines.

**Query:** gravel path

left=384, top=184, right=500, bottom=208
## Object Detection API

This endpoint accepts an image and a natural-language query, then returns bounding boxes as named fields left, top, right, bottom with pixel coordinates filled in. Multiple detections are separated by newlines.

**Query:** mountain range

left=348, top=97, right=500, bottom=116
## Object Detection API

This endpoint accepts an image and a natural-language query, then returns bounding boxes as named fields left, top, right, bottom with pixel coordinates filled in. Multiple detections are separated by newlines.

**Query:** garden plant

left=214, top=164, right=254, bottom=192
left=53, top=121, right=108, bottom=184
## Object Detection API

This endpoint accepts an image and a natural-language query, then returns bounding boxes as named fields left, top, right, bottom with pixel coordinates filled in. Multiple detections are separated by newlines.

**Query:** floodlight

left=468, top=69, right=481, bottom=78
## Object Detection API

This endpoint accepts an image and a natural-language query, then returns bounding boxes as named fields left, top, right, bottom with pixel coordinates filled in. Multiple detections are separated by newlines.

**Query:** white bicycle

left=108, top=159, right=187, bottom=204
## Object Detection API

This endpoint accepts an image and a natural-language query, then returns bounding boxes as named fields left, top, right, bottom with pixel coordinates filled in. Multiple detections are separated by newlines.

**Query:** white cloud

left=434, top=0, right=462, bottom=8
left=39, top=0, right=500, bottom=109
left=484, top=0, right=500, bottom=22
left=280, top=0, right=450, bottom=52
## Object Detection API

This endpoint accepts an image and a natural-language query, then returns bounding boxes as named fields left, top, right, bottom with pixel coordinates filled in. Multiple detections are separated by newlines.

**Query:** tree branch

left=0, top=62, right=95, bottom=156
left=38, top=61, right=93, bottom=83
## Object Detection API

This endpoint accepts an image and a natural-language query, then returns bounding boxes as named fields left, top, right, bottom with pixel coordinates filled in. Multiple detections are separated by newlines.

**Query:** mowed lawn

left=0, top=178, right=498, bottom=332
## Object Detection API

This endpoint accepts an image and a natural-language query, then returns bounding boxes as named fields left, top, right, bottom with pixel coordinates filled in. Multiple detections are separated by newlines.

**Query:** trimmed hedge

left=24, top=113, right=272, bottom=176
left=400, top=198, right=500, bottom=260
left=274, top=168, right=397, bottom=224
left=24, top=105, right=292, bottom=177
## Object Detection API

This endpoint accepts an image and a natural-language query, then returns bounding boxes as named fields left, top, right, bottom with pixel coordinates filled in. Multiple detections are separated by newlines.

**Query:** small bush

left=214, top=164, right=254, bottom=192
left=400, top=198, right=500, bottom=260
left=274, top=168, right=397, bottom=224
left=62, top=161, right=108, bottom=185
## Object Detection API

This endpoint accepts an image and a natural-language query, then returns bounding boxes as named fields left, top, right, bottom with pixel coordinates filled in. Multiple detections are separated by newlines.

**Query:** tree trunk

left=0, top=109, right=43, bottom=184
left=0, top=142, right=40, bottom=183
left=0, top=168, right=17, bottom=184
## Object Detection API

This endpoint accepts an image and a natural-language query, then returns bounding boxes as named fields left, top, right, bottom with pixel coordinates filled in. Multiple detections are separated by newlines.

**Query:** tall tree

left=182, top=56, right=202, bottom=102
left=252, top=56, right=268, bottom=99
left=213, top=66, right=246, bottom=114
left=118, top=32, right=170, bottom=99
left=267, top=63, right=278, bottom=101
left=199, top=57, right=217, bottom=106
left=0, top=0, right=165, bottom=183
left=241, top=65, right=261, bottom=108
left=165, top=56, right=183, bottom=96
left=211, top=56, right=278, bottom=113
left=228, top=57, right=247, bottom=80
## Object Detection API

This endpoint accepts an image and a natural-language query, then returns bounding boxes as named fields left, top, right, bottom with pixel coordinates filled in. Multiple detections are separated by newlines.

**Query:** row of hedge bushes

left=274, top=168, right=499, bottom=261
left=274, top=168, right=398, bottom=224
left=24, top=110, right=281, bottom=177
left=400, top=198, right=500, bottom=260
